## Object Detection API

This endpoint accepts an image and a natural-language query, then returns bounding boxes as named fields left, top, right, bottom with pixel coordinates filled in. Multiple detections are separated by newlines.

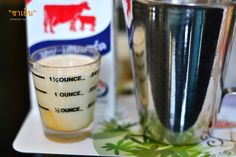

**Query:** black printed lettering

left=89, top=85, right=97, bottom=92
left=59, top=91, right=84, bottom=97
left=90, top=69, right=99, bottom=77
left=49, top=76, right=85, bottom=83
left=54, top=106, right=83, bottom=113
left=87, top=101, right=95, bottom=109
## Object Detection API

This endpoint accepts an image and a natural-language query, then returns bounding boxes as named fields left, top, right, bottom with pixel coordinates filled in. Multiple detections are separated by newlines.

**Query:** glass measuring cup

left=29, top=45, right=101, bottom=141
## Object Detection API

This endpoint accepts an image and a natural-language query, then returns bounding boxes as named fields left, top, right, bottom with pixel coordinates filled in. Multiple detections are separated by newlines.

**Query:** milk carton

left=26, top=0, right=116, bottom=120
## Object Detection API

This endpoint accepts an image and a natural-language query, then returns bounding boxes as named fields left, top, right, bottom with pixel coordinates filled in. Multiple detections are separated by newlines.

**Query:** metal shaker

left=122, top=0, right=236, bottom=145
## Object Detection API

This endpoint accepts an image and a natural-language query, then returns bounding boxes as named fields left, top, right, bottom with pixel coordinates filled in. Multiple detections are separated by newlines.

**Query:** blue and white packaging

left=26, top=0, right=116, bottom=120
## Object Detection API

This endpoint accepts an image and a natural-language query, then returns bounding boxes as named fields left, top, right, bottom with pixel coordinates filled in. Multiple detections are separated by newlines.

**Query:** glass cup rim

left=28, top=45, right=101, bottom=69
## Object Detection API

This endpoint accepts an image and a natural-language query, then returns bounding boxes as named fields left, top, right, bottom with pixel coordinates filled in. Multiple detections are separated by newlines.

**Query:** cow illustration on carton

left=44, top=1, right=96, bottom=33
left=77, top=15, right=96, bottom=32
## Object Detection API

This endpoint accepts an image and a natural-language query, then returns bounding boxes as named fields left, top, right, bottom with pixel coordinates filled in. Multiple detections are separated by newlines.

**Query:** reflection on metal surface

left=123, top=0, right=236, bottom=145
left=133, top=26, right=148, bottom=108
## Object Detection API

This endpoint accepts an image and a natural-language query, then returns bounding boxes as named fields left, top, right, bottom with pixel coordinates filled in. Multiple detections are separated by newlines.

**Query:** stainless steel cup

left=122, top=0, right=236, bottom=145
